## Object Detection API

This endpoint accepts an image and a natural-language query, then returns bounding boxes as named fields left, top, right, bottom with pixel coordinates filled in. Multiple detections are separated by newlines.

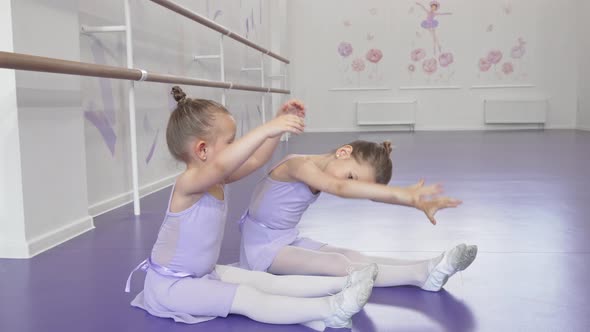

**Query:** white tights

left=268, top=245, right=442, bottom=288
left=215, top=265, right=348, bottom=329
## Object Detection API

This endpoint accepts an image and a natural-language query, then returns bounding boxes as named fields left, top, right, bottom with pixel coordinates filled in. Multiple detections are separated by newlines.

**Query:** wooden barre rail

left=149, top=0, right=290, bottom=64
left=0, top=51, right=290, bottom=94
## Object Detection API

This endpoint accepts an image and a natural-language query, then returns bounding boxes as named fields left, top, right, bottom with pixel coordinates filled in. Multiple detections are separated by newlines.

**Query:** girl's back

left=246, top=155, right=319, bottom=230
left=151, top=188, right=227, bottom=277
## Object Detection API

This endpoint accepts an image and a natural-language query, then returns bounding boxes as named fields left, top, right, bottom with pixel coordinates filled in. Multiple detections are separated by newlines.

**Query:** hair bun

left=171, top=86, right=187, bottom=103
left=382, top=141, right=393, bottom=155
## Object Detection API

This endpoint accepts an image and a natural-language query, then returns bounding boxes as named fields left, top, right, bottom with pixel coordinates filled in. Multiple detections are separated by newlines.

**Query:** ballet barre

left=149, top=0, right=289, bottom=64
left=149, top=0, right=289, bottom=124
left=0, top=50, right=290, bottom=217
left=0, top=51, right=290, bottom=94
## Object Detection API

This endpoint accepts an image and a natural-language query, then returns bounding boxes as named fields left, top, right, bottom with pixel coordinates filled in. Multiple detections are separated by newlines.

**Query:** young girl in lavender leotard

left=239, top=141, right=477, bottom=292
left=125, top=87, right=377, bottom=330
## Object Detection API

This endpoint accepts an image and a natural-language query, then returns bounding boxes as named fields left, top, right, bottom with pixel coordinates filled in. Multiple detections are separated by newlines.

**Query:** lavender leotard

left=127, top=184, right=238, bottom=324
left=239, top=155, right=326, bottom=271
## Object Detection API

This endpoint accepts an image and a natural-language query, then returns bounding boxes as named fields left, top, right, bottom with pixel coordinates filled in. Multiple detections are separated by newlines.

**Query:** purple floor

left=1, top=130, right=589, bottom=332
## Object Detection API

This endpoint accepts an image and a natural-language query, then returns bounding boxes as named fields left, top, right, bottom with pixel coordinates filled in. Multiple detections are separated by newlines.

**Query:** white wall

left=79, top=0, right=281, bottom=215
left=288, top=0, right=578, bottom=131
left=0, top=0, right=287, bottom=257
left=578, top=0, right=590, bottom=130
left=0, top=0, right=28, bottom=257
left=1, top=0, right=94, bottom=258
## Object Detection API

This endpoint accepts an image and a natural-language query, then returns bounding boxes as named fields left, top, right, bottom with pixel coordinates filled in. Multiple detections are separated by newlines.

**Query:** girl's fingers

left=446, top=198, right=462, bottom=207
left=420, top=185, right=442, bottom=196
left=427, top=213, right=437, bottom=225
left=430, top=184, right=443, bottom=194
left=286, top=124, right=303, bottom=135
left=286, top=118, right=304, bottom=129
left=291, top=101, right=304, bottom=110
left=288, top=118, right=305, bottom=129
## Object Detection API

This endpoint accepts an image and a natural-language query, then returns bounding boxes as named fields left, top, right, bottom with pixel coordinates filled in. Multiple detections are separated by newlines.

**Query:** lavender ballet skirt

left=421, top=19, right=439, bottom=29
left=131, top=268, right=237, bottom=324
left=127, top=189, right=238, bottom=324
left=239, top=212, right=326, bottom=272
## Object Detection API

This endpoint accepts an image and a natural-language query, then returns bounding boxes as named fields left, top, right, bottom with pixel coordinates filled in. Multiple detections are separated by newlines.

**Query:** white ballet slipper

left=422, top=244, right=478, bottom=292
left=344, top=263, right=378, bottom=289
left=325, top=277, right=374, bottom=328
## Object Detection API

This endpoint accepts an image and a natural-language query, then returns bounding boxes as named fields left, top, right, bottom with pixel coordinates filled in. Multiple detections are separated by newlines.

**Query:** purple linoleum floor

left=1, top=130, right=589, bottom=332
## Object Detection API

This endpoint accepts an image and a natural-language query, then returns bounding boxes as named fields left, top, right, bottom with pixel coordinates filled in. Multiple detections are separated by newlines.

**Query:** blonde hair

left=166, top=86, right=230, bottom=162
left=346, top=140, right=393, bottom=184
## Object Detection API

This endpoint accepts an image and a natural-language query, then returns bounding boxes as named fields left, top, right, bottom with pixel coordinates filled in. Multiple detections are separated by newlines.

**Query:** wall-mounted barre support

left=81, top=25, right=126, bottom=33
left=123, top=0, right=142, bottom=217
left=194, top=55, right=221, bottom=60
left=193, top=35, right=228, bottom=106
left=79, top=1, right=142, bottom=216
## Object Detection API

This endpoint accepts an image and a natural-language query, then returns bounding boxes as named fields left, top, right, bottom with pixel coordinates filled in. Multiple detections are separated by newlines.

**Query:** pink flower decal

left=511, top=46, right=525, bottom=59
left=511, top=38, right=527, bottom=59
left=411, top=48, right=426, bottom=62
left=338, top=42, right=353, bottom=57
left=366, top=49, right=383, bottom=63
left=502, top=62, right=514, bottom=75
left=486, top=50, right=503, bottom=65
left=438, top=52, right=454, bottom=67
left=422, top=58, right=438, bottom=74
left=351, top=58, right=366, bottom=72
left=479, top=58, right=492, bottom=72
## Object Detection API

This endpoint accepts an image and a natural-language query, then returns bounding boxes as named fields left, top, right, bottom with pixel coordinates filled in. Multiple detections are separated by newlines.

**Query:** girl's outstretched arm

left=177, top=115, right=304, bottom=196
left=288, top=159, right=461, bottom=224
left=415, top=2, right=428, bottom=12
left=226, top=100, right=305, bottom=183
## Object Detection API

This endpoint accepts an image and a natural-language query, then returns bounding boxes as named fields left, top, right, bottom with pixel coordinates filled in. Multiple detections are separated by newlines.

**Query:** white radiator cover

left=484, top=99, right=547, bottom=124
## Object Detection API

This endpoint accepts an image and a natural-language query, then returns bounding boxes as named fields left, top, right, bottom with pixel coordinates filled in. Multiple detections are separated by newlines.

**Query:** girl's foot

left=325, top=277, right=374, bottom=328
left=344, top=263, right=378, bottom=289
left=422, top=244, right=478, bottom=292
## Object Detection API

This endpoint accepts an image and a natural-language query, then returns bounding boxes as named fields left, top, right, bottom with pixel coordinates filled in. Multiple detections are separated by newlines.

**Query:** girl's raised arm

left=177, top=115, right=304, bottom=196
left=226, top=100, right=306, bottom=183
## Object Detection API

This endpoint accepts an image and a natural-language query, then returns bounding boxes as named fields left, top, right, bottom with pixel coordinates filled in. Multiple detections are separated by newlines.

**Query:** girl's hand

left=407, top=179, right=443, bottom=203
left=278, top=99, right=306, bottom=118
left=407, top=179, right=461, bottom=225
left=416, top=196, right=462, bottom=225
left=262, top=114, right=305, bottom=138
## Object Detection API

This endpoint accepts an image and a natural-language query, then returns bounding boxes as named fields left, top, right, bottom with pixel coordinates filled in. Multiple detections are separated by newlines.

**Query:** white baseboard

left=88, top=172, right=180, bottom=217
left=304, top=127, right=413, bottom=133
left=577, top=125, right=590, bottom=131
left=27, top=216, right=95, bottom=257
left=305, top=125, right=577, bottom=132
left=544, top=125, right=575, bottom=129
left=0, top=216, right=95, bottom=259
left=0, top=239, right=30, bottom=259
left=1, top=173, right=180, bottom=259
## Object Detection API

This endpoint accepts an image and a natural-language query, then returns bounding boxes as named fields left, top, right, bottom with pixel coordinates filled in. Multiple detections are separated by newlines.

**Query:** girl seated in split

left=238, top=140, right=477, bottom=291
